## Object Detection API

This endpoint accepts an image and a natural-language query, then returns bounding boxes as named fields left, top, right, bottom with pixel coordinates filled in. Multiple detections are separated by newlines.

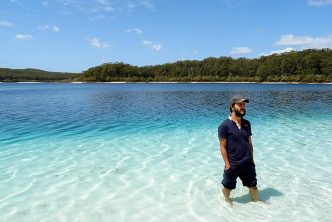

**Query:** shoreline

left=0, top=81, right=331, bottom=84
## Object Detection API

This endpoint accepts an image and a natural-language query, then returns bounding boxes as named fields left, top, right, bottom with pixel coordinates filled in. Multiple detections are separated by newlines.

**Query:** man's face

left=233, top=101, right=246, bottom=117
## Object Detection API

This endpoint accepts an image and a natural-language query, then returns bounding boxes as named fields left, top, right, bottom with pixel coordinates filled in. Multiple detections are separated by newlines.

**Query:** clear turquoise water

left=0, top=83, right=331, bottom=222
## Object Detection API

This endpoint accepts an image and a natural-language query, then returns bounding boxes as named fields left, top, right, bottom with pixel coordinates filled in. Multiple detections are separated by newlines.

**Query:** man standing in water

left=218, top=95, right=259, bottom=207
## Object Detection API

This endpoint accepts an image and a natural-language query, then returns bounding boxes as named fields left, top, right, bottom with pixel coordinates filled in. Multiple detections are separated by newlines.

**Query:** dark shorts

left=222, top=161, right=257, bottom=190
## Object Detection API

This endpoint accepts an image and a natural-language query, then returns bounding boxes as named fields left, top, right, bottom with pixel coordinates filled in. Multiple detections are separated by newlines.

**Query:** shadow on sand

left=232, top=187, right=283, bottom=204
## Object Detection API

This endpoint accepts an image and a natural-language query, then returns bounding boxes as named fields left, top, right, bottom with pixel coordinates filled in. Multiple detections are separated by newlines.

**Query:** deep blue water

left=1, top=83, right=331, bottom=143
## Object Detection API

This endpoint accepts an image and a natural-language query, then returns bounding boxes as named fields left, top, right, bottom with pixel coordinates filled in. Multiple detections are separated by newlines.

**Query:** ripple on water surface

left=0, top=83, right=331, bottom=221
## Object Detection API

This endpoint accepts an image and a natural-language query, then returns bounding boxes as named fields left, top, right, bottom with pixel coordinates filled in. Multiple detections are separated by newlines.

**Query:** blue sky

left=0, top=0, right=332, bottom=73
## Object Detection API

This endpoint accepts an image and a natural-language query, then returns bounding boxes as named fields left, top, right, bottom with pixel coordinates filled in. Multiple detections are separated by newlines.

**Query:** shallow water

left=0, top=83, right=331, bottom=222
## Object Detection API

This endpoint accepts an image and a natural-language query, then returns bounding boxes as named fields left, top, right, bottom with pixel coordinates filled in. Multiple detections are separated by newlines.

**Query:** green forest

left=77, top=49, right=332, bottom=83
left=1, top=49, right=332, bottom=83
left=0, top=68, right=78, bottom=82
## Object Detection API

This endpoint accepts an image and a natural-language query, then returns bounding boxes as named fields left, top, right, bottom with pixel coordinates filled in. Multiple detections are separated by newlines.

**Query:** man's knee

left=248, top=186, right=257, bottom=191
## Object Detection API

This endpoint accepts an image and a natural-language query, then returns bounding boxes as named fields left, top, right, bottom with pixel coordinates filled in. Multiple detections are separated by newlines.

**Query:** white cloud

left=38, top=25, right=50, bottom=31
left=53, top=26, right=60, bottom=32
left=0, top=20, right=13, bottom=28
left=86, top=37, right=111, bottom=49
left=230, top=47, right=252, bottom=55
left=54, top=0, right=152, bottom=18
left=128, top=3, right=137, bottom=10
left=275, top=34, right=312, bottom=45
left=308, top=0, right=332, bottom=6
left=270, top=48, right=296, bottom=54
left=139, top=0, right=154, bottom=9
left=89, top=15, right=106, bottom=22
left=104, top=6, right=114, bottom=12
left=97, top=0, right=114, bottom=12
left=56, top=0, right=114, bottom=15
left=59, top=0, right=72, bottom=6
left=259, top=48, right=296, bottom=57
left=15, top=34, right=33, bottom=40
left=275, top=34, right=332, bottom=49
left=143, top=40, right=162, bottom=52
left=220, top=0, right=253, bottom=8
left=102, top=42, right=111, bottom=48
left=38, top=25, right=60, bottom=32
left=125, top=28, right=142, bottom=34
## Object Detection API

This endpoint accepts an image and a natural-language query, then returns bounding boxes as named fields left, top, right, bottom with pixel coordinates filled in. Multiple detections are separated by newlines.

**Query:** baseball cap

left=229, top=95, right=249, bottom=107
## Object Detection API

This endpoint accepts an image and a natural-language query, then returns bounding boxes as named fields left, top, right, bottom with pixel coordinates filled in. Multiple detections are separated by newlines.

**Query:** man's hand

left=220, top=138, right=231, bottom=171
left=225, top=164, right=230, bottom=170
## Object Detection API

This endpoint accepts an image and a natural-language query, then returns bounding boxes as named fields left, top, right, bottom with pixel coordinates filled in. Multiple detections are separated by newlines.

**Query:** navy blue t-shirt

left=218, top=118, right=252, bottom=166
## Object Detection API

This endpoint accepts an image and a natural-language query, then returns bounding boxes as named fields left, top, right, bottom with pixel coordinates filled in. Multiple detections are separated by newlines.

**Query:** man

left=218, top=95, right=259, bottom=207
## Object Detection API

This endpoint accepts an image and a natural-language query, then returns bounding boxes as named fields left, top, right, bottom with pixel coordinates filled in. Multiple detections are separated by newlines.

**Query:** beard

left=234, top=109, right=246, bottom=117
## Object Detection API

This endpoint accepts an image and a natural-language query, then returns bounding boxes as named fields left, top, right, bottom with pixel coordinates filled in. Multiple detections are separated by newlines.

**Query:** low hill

left=0, top=68, right=79, bottom=82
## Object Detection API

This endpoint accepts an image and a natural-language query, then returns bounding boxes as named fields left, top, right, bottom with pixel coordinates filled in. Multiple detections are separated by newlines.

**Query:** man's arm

left=219, top=138, right=230, bottom=170
left=249, top=136, right=254, bottom=162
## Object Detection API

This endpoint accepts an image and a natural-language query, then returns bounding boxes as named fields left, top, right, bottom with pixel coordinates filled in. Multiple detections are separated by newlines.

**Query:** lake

left=0, top=83, right=331, bottom=221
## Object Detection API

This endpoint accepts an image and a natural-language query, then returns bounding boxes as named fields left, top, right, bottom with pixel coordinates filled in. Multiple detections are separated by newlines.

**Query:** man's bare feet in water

left=222, top=188, right=233, bottom=208
left=249, top=187, right=269, bottom=205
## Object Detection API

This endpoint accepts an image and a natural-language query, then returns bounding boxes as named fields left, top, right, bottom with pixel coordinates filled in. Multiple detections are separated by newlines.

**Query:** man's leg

left=248, top=186, right=259, bottom=201
left=248, top=186, right=269, bottom=204
left=222, top=166, right=238, bottom=207
left=222, top=187, right=233, bottom=207
left=240, top=162, right=259, bottom=202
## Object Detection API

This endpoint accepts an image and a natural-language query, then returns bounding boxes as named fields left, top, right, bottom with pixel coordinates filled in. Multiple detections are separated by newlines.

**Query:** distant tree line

left=0, top=68, right=78, bottom=82
left=77, top=49, right=332, bottom=83
left=1, top=49, right=331, bottom=83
